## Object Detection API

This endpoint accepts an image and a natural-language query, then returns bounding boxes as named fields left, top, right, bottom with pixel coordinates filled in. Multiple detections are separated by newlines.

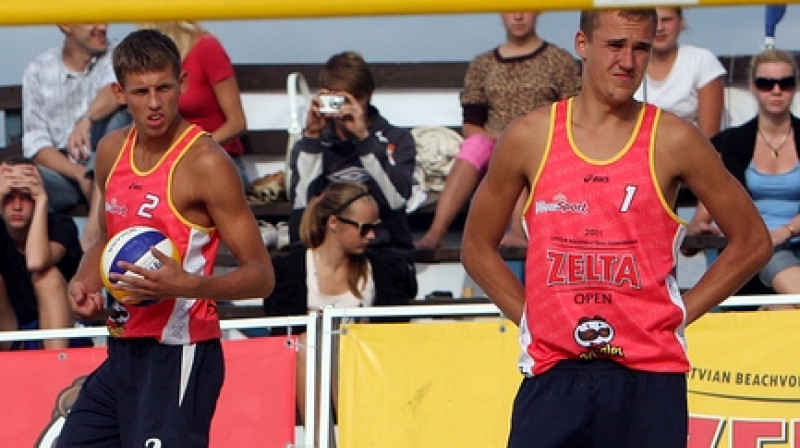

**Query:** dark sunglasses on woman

left=754, top=76, right=796, bottom=92
left=336, top=216, right=381, bottom=237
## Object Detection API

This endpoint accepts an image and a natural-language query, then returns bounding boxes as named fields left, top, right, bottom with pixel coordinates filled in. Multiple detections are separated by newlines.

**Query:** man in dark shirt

left=0, top=157, right=83, bottom=349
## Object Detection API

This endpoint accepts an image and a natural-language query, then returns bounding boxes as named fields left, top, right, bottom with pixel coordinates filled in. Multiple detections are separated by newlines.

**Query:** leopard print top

left=461, top=42, right=582, bottom=135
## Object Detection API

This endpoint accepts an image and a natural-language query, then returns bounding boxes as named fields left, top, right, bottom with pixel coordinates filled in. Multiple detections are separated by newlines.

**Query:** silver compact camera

left=318, top=94, right=346, bottom=114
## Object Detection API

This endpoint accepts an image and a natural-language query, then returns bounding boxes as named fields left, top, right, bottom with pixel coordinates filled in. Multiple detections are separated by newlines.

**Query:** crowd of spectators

left=2, top=12, right=798, bottom=356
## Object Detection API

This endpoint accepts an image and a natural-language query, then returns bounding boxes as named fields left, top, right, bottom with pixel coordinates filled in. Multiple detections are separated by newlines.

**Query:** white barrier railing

left=0, top=297, right=795, bottom=447
left=718, top=293, right=800, bottom=308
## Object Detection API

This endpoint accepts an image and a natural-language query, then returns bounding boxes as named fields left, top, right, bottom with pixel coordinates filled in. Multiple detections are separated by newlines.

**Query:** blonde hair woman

left=264, top=181, right=417, bottom=424
left=686, top=49, right=800, bottom=309
left=139, top=21, right=248, bottom=186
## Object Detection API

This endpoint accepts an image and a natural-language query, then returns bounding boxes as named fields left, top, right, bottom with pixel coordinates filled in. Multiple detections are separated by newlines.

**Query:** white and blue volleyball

left=100, top=226, right=181, bottom=305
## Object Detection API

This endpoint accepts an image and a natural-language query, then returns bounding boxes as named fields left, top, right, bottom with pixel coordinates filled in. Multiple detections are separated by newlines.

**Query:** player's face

left=1, top=189, right=34, bottom=230
left=501, top=12, right=538, bottom=40
left=752, top=61, right=796, bottom=117
left=114, top=68, right=186, bottom=139
left=652, top=8, right=682, bottom=54
left=576, top=11, right=654, bottom=104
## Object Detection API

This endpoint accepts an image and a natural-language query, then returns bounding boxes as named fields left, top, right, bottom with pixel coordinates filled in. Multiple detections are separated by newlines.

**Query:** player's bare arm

left=66, top=128, right=126, bottom=320
left=655, top=113, right=771, bottom=323
left=462, top=109, right=549, bottom=325
left=172, top=136, right=274, bottom=300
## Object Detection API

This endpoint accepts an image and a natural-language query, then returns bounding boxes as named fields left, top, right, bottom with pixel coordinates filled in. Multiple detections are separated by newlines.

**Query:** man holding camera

left=287, top=51, right=416, bottom=251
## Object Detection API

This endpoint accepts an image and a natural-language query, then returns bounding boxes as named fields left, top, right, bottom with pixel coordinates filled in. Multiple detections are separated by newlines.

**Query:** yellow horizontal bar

left=1, top=0, right=793, bottom=26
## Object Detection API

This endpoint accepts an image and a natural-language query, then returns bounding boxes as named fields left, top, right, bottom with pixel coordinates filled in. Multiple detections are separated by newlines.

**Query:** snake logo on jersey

left=573, top=315, right=624, bottom=360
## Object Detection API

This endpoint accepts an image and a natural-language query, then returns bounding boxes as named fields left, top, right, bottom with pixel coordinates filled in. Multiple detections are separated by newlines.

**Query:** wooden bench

left=0, top=55, right=763, bottom=156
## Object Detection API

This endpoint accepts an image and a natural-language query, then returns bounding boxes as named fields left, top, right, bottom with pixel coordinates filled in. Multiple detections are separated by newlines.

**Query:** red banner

left=0, top=336, right=296, bottom=447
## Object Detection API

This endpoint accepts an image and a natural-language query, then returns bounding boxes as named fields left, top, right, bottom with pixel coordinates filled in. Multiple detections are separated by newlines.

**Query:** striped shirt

left=22, top=44, right=116, bottom=157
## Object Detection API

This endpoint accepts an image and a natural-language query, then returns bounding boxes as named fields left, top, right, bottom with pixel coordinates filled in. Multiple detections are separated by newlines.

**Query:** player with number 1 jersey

left=521, top=98, right=688, bottom=376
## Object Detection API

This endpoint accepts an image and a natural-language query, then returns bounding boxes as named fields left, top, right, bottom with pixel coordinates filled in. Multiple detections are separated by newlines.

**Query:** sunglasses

left=754, top=76, right=796, bottom=92
left=336, top=216, right=381, bottom=237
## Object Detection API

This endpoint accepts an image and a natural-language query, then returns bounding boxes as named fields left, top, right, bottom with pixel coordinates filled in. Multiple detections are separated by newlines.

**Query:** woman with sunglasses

left=263, top=181, right=417, bottom=425
left=686, top=49, right=800, bottom=310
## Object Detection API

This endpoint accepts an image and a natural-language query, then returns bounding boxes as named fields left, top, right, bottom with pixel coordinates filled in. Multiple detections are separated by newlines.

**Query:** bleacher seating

left=0, top=55, right=790, bottom=301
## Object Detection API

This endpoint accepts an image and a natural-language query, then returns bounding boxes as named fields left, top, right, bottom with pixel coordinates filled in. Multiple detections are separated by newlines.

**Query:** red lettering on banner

left=795, top=421, right=800, bottom=448
left=688, top=416, right=798, bottom=447
left=546, top=250, right=641, bottom=288
left=730, top=419, right=786, bottom=447
left=688, top=415, right=725, bottom=448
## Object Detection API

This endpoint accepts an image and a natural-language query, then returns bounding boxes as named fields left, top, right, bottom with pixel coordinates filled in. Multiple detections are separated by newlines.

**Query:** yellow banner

left=686, top=310, right=800, bottom=448
left=339, top=311, right=800, bottom=447
left=338, top=320, right=520, bottom=448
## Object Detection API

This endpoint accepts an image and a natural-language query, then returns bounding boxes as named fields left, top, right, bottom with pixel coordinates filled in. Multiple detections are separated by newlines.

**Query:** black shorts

left=58, top=338, right=224, bottom=448
left=507, top=359, right=687, bottom=448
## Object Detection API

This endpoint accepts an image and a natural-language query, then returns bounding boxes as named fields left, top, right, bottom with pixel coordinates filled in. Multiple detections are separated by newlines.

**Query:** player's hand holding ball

left=100, top=226, right=182, bottom=305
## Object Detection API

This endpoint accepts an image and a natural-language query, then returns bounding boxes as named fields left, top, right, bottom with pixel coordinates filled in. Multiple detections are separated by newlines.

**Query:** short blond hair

left=749, top=49, right=798, bottom=83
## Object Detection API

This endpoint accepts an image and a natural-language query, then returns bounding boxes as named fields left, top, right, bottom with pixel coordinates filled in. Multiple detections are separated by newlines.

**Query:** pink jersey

left=521, top=99, right=688, bottom=375
left=104, top=124, right=222, bottom=344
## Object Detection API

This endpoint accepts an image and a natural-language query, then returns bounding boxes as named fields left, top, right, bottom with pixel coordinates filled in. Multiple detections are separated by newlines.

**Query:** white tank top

left=305, top=249, right=375, bottom=311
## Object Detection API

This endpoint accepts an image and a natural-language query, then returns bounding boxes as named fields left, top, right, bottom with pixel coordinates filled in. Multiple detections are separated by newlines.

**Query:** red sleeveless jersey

left=104, top=124, right=221, bottom=344
left=521, top=99, right=688, bottom=375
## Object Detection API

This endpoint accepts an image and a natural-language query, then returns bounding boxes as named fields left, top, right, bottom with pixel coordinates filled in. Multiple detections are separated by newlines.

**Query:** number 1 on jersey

left=620, top=185, right=637, bottom=212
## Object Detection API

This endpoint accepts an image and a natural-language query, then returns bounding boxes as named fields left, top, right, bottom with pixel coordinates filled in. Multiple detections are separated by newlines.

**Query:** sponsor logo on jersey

left=573, top=315, right=624, bottom=360
left=535, top=193, right=588, bottom=215
left=583, top=173, right=610, bottom=183
left=546, top=250, right=642, bottom=289
left=105, top=197, right=128, bottom=217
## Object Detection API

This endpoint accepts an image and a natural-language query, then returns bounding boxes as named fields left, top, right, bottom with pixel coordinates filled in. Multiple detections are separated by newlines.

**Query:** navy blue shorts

left=57, top=338, right=224, bottom=448
left=507, top=360, right=687, bottom=448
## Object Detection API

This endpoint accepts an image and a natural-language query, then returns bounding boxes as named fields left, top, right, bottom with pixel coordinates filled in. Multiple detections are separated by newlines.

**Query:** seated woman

left=415, top=12, right=581, bottom=249
left=264, top=181, right=417, bottom=424
left=634, top=7, right=726, bottom=139
left=686, top=49, right=800, bottom=310
left=138, top=21, right=248, bottom=187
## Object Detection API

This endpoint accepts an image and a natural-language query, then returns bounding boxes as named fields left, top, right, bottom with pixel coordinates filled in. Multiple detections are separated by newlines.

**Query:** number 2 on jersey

left=137, top=193, right=159, bottom=219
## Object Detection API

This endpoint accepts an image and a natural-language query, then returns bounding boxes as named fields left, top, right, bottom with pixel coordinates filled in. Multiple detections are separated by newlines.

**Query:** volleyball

left=100, top=226, right=181, bottom=304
